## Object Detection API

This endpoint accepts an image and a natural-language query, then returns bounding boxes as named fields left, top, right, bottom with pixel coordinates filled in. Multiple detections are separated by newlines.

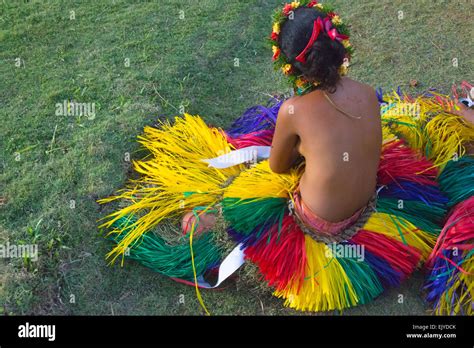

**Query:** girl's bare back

left=270, top=77, right=382, bottom=222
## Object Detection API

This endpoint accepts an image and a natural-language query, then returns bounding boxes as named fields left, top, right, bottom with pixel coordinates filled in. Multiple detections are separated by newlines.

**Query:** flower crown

left=270, top=0, right=354, bottom=95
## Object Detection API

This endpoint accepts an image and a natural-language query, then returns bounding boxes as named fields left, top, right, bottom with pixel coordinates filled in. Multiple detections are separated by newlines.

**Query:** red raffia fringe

left=427, top=196, right=474, bottom=269
left=244, top=215, right=307, bottom=292
left=351, top=230, right=422, bottom=278
left=378, top=140, right=438, bottom=186
left=225, top=130, right=273, bottom=149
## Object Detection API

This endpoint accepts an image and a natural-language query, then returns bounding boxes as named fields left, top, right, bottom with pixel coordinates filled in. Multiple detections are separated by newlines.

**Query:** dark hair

left=278, top=7, right=346, bottom=93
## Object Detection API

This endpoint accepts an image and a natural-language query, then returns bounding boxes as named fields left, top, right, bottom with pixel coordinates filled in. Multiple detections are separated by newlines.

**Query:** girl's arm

left=269, top=100, right=301, bottom=173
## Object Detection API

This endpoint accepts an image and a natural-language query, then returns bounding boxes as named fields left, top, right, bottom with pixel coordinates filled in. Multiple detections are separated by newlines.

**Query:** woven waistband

left=289, top=191, right=378, bottom=244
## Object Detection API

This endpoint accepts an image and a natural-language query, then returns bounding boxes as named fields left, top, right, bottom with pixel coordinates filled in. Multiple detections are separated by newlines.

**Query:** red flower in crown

left=327, top=11, right=336, bottom=18
left=282, top=4, right=293, bottom=16
left=272, top=47, right=281, bottom=61
left=308, top=0, right=318, bottom=7
left=271, top=31, right=279, bottom=41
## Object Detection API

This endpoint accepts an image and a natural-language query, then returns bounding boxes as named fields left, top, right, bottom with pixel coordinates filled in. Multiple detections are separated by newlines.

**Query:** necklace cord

left=323, top=91, right=362, bottom=120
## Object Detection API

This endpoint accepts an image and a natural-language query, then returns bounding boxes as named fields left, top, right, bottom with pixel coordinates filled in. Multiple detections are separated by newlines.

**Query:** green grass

left=1, top=0, right=472, bottom=315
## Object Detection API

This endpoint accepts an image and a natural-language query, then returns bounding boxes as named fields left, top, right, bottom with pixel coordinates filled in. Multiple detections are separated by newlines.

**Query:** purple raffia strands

left=226, top=98, right=283, bottom=137
left=424, top=250, right=462, bottom=311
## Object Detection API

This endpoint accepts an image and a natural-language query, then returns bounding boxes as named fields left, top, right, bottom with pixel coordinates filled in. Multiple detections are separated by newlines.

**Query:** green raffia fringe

left=377, top=197, right=447, bottom=235
left=438, top=156, right=474, bottom=207
left=222, top=197, right=287, bottom=236
left=110, top=216, right=223, bottom=280
left=336, top=257, right=383, bottom=305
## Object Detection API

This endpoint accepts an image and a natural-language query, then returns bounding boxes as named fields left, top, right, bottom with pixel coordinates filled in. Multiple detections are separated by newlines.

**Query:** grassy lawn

left=1, top=0, right=473, bottom=315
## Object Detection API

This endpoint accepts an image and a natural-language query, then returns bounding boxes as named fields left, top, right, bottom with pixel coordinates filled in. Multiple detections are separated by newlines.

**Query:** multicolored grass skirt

left=380, top=90, right=474, bottom=315
left=423, top=151, right=474, bottom=315
left=99, top=90, right=474, bottom=314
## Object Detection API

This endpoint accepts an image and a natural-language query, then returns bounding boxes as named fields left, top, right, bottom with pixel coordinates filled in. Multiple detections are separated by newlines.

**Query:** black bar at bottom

left=0, top=315, right=471, bottom=346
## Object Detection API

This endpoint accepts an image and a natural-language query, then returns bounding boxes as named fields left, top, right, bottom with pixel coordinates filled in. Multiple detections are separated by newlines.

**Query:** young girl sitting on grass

left=183, top=5, right=382, bottom=237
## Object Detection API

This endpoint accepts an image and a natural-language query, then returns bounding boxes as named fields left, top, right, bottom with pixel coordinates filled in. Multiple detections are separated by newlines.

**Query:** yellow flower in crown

left=331, top=15, right=342, bottom=25
left=273, top=22, right=280, bottom=35
left=295, top=78, right=306, bottom=88
left=291, top=1, right=301, bottom=9
left=281, top=64, right=293, bottom=75
left=315, top=3, right=323, bottom=10
left=339, top=58, right=350, bottom=76
left=342, top=39, right=351, bottom=48
left=338, top=65, right=348, bottom=76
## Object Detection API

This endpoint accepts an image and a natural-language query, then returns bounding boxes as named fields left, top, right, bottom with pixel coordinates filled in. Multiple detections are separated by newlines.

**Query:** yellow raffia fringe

left=435, top=254, right=474, bottom=316
left=98, top=114, right=244, bottom=262
left=422, top=114, right=471, bottom=171
left=363, top=212, right=436, bottom=260
left=382, top=92, right=474, bottom=173
left=223, top=160, right=302, bottom=200
left=274, top=236, right=359, bottom=311
left=189, top=213, right=211, bottom=316
left=382, top=124, right=398, bottom=144
left=381, top=92, right=426, bottom=150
